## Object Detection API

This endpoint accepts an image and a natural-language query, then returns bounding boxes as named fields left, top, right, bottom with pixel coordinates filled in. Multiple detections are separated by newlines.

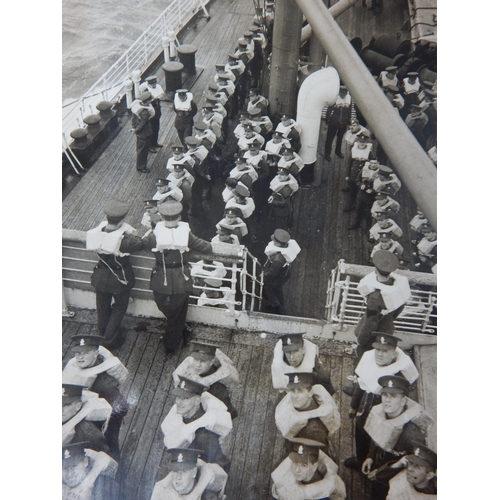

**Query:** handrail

left=62, top=0, right=211, bottom=145
left=325, top=260, right=437, bottom=335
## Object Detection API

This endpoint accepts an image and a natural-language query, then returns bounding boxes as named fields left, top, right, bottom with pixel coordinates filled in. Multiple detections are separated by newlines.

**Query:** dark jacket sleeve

left=121, top=233, right=146, bottom=253
left=189, top=233, right=213, bottom=254
left=313, top=358, right=336, bottom=395
left=135, top=109, right=151, bottom=134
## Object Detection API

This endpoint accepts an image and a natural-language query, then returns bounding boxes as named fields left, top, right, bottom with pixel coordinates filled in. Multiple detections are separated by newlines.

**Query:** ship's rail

left=325, top=259, right=437, bottom=335
left=62, top=0, right=211, bottom=145
left=62, top=229, right=263, bottom=314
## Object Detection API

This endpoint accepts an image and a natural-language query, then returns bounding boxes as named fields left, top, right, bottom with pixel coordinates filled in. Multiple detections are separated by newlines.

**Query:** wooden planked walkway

left=63, top=310, right=377, bottom=500
left=62, top=0, right=423, bottom=322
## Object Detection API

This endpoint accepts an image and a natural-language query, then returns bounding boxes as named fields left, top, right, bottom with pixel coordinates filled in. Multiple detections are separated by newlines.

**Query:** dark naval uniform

left=142, top=202, right=212, bottom=353
left=86, top=201, right=144, bottom=348
left=131, top=92, right=154, bottom=172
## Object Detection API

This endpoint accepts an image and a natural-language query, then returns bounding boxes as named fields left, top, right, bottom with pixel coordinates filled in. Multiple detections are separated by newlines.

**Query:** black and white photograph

left=59, top=1, right=442, bottom=498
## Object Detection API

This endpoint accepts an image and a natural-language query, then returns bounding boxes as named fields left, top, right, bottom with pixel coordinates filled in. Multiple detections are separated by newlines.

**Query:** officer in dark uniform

left=142, top=75, right=166, bottom=150
left=324, top=85, right=351, bottom=161
left=262, top=229, right=300, bottom=314
left=131, top=92, right=154, bottom=172
left=64, top=335, right=129, bottom=460
left=86, top=200, right=144, bottom=349
left=142, top=202, right=213, bottom=353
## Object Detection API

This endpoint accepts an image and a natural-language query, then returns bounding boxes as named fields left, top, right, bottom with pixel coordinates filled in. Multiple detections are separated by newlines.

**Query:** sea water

left=62, top=0, right=170, bottom=105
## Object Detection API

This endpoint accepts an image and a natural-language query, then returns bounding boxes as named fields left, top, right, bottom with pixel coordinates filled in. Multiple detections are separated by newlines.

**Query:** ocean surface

left=62, top=0, right=171, bottom=105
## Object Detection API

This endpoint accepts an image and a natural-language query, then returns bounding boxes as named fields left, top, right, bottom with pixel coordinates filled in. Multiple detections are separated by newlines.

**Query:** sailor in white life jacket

left=228, top=156, right=258, bottom=189
left=193, top=120, right=217, bottom=150
left=173, top=341, right=239, bottom=420
left=378, top=65, right=400, bottom=90
left=225, top=52, right=246, bottom=79
left=233, top=111, right=259, bottom=140
left=383, top=84, right=405, bottom=112
left=216, top=207, right=248, bottom=242
left=271, top=332, right=336, bottom=395
left=277, top=148, right=304, bottom=178
left=62, top=384, right=112, bottom=454
left=62, top=442, right=118, bottom=500
left=63, top=334, right=129, bottom=460
left=370, top=213, right=404, bottom=242
left=371, top=232, right=404, bottom=261
left=205, top=82, right=228, bottom=107
left=237, top=124, right=265, bottom=153
left=243, top=140, right=270, bottom=181
left=248, top=107, right=273, bottom=137
left=174, top=89, right=198, bottom=146
left=141, top=202, right=213, bottom=354
left=247, top=88, right=269, bottom=115
left=202, top=105, right=224, bottom=141
left=152, top=177, right=183, bottom=205
left=268, top=167, right=299, bottom=230
left=263, top=229, right=300, bottom=314
left=400, top=72, right=421, bottom=115
left=276, top=113, right=302, bottom=152
left=166, top=145, right=196, bottom=177
left=275, top=372, right=340, bottom=451
left=354, top=251, right=411, bottom=357
left=271, top=438, right=346, bottom=500
left=373, top=165, right=402, bottom=196
left=224, top=183, right=255, bottom=219
left=167, top=163, right=195, bottom=220
left=140, top=75, right=166, bottom=149
left=86, top=200, right=144, bottom=348
left=214, top=63, right=236, bottom=83
left=361, top=376, right=432, bottom=500
left=150, top=448, right=228, bottom=500
left=371, top=192, right=401, bottom=217
left=265, top=130, right=291, bottom=167
left=140, top=199, right=162, bottom=230
left=409, top=209, right=428, bottom=243
left=413, top=225, right=437, bottom=272
left=383, top=443, right=437, bottom=499
left=161, top=375, right=232, bottom=472
left=211, top=223, right=240, bottom=246
left=343, top=333, right=419, bottom=473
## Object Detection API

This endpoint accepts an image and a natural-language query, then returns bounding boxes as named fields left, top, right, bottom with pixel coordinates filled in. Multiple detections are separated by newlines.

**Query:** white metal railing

left=325, top=259, right=437, bottom=335
left=62, top=0, right=211, bottom=145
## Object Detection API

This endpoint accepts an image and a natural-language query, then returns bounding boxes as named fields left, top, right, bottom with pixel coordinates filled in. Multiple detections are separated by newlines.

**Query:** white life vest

left=247, top=96, right=269, bottom=112
left=214, top=71, right=236, bottom=82
left=244, top=150, right=267, bottom=168
left=167, top=170, right=195, bottom=187
left=166, top=154, right=195, bottom=172
left=161, top=392, right=233, bottom=449
left=197, top=288, right=234, bottom=308
left=278, top=154, right=304, bottom=173
left=62, top=346, right=128, bottom=388
left=191, top=259, right=227, bottom=280
left=211, top=234, right=240, bottom=245
left=373, top=175, right=402, bottom=194
left=357, top=271, right=411, bottom=314
left=266, top=138, right=291, bottom=155
left=238, top=134, right=265, bottom=151
left=364, top=399, right=434, bottom=452
left=271, top=451, right=345, bottom=500
left=335, top=94, right=351, bottom=107
left=225, top=60, right=245, bottom=75
left=345, top=125, right=368, bottom=146
left=225, top=197, right=255, bottom=218
left=189, top=145, right=209, bottom=163
left=229, top=165, right=258, bottom=184
left=271, top=339, right=318, bottom=390
left=196, top=129, right=217, bottom=147
left=371, top=198, right=400, bottom=216
left=144, top=83, right=165, bottom=99
left=351, top=142, right=373, bottom=161
left=370, top=219, right=403, bottom=239
left=86, top=221, right=136, bottom=256
left=216, top=218, right=248, bottom=237
left=270, top=175, right=299, bottom=194
left=174, top=92, right=194, bottom=111
left=388, top=470, right=436, bottom=500
left=275, top=384, right=341, bottom=438
left=380, top=71, right=399, bottom=88
left=130, top=99, right=155, bottom=119
left=410, top=215, right=428, bottom=232
left=392, top=93, right=405, bottom=109
left=222, top=187, right=235, bottom=203
left=276, top=119, right=302, bottom=137
left=427, top=146, right=437, bottom=164
left=152, top=186, right=183, bottom=203
left=371, top=240, right=404, bottom=259
left=417, top=238, right=437, bottom=257
left=355, top=348, right=419, bottom=394
left=152, top=221, right=190, bottom=253
left=362, top=163, right=380, bottom=182
left=402, top=78, right=421, bottom=94
left=264, top=239, right=301, bottom=264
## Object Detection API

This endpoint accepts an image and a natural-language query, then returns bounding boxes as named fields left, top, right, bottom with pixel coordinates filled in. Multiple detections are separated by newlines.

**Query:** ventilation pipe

left=301, top=0, right=360, bottom=44
left=294, top=0, right=437, bottom=230
left=297, top=67, right=340, bottom=165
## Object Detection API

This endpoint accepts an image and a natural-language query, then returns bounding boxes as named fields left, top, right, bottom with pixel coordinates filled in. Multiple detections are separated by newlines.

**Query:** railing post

left=124, top=79, right=134, bottom=109
left=338, top=275, right=351, bottom=327
left=229, top=263, right=239, bottom=315
left=132, top=70, right=142, bottom=99
left=421, top=295, right=436, bottom=333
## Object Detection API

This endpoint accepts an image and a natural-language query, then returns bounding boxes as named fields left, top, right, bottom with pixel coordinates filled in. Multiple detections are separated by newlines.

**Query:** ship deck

left=62, top=0, right=417, bottom=321
left=63, top=310, right=434, bottom=500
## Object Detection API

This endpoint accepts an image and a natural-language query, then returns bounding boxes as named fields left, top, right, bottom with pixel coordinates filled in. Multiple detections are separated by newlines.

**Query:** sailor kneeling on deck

left=142, top=201, right=213, bottom=354
left=161, top=376, right=232, bottom=473
left=86, top=200, right=144, bottom=349
left=271, top=438, right=346, bottom=500
left=151, top=448, right=228, bottom=500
